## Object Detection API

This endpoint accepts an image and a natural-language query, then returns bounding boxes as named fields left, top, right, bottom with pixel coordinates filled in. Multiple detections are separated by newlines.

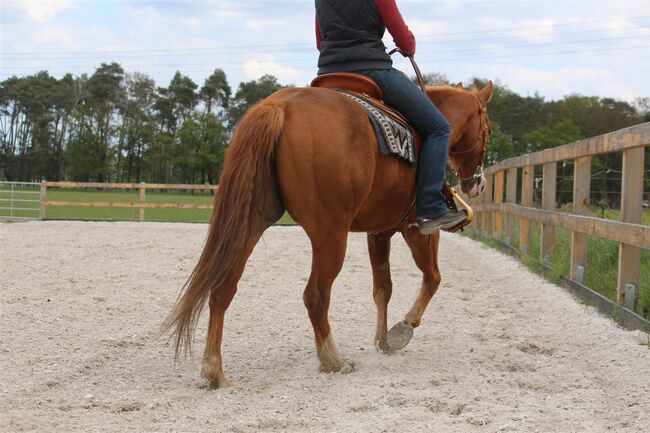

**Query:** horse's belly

left=350, top=155, right=416, bottom=232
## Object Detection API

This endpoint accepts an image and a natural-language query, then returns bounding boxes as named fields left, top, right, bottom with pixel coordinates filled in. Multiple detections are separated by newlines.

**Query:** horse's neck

left=426, top=88, right=469, bottom=144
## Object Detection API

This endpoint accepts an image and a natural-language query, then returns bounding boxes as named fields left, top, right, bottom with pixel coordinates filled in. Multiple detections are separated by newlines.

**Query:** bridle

left=448, top=93, right=491, bottom=186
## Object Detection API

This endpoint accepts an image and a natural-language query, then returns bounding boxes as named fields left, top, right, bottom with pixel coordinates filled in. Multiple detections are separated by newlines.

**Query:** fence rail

left=472, top=122, right=650, bottom=311
left=0, top=181, right=41, bottom=220
left=37, top=181, right=218, bottom=222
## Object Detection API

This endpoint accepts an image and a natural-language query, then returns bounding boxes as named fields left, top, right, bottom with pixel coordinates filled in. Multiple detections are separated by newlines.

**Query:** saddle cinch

left=310, top=72, right=474, bottom=233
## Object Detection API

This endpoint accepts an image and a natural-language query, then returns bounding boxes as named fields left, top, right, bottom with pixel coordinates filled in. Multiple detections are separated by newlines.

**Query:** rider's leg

left=354, top=69, right=461, bottom=231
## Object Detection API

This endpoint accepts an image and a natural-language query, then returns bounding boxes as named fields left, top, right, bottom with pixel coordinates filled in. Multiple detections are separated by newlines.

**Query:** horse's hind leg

left=367, top=231, right=396, bottom=353
left=385, top=228, right=442, bottom=351
left=202, top=200, right=284, bottom=388
left=201, top=234, right=261, bottom=388
left=303, top=231, right=351, bottom=373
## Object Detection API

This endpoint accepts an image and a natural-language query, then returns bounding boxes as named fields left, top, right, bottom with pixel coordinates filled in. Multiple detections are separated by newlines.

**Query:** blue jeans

left=355, top=68, right=451, bottom=219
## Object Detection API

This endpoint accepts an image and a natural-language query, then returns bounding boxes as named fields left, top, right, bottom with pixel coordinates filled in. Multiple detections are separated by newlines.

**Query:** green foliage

left=227, top=74, right=286, bottom=129
left=485, top=122, right=515, bottom=165
left=175, top=112, right=227, bottom=183
left=200, top=68, right=231, bottom=116
left=522, top=119, right=583, bottom=153
left=1, top=64, right=647, bottom=188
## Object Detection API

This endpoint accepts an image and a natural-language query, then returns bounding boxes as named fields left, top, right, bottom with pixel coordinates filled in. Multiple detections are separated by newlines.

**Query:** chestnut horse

left=164, top=81, right=493, bottom=388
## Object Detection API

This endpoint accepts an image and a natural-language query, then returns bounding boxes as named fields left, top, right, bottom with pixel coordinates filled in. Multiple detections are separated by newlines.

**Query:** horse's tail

left=162, top=99, right=286, bottom=356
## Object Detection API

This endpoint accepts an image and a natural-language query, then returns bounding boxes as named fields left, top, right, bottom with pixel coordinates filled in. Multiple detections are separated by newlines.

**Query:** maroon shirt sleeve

left=315, top=14, right=322, bottom=51
left=376, top=0, right=416, bottom=56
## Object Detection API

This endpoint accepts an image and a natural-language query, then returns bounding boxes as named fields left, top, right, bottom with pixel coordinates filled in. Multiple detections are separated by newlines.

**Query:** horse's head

left=429, top=81, right=493, bottom=198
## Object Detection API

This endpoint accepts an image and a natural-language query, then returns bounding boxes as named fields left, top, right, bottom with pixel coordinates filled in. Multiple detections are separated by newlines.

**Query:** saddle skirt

left=310, top=72, right=473, bottom=233
left=311, top=73, right=417, bottom=166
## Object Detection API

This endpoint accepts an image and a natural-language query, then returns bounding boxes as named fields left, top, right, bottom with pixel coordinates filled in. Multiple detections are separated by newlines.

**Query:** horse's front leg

left=384, top=227, right=442, bottom=351
left=367, top=231, right=396, bottom=353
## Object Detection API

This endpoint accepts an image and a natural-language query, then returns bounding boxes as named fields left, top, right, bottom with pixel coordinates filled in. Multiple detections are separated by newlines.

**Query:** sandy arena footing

left=1, top=221, right=649, bottom=432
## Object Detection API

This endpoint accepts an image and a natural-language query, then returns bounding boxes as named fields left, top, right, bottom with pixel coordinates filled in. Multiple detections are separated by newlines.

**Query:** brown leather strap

left=388, top=48, right=426, bottom=93
left=408, top=56, right=427, bottom=93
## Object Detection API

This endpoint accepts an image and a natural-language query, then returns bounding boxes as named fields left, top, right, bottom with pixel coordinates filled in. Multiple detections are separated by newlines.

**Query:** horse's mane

left=425, top=85, right=476, bottom=95
left=425, top=85, right=472, bottom=106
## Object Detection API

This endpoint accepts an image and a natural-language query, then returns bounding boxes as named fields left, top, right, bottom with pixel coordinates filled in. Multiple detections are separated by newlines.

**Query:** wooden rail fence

left=39, top=181, right=218, bottom=222
left=471, top=122, right=650, bottom=311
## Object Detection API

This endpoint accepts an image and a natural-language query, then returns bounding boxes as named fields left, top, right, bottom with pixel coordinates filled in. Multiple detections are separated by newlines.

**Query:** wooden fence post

left=39, top=180, right=47, bottom=220
left=571, top=156, right=591, bottom=283
left=519, top=166, right=534, bottom=255
left=540, top=162, right=557, bottom=263
left=617, top=147, right=644, bottom=307
left=483, top=174, right=493, bottom=237
left=468, top=187, right=485, bottom=235
left=505, top=167, right=517, bottom=245
left=138, top=182, right=145, bottom=222
left=493, top=170, right=504, bottom=240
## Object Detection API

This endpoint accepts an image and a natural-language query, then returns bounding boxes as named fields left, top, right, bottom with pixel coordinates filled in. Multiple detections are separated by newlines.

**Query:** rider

left=315, top=0, right=466, bottom=234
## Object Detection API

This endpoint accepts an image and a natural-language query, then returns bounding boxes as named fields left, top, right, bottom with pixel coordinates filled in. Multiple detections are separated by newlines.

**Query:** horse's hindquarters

left=273, top=88, right=377, bottom=231
left=271, top=88, right=416, bottom=233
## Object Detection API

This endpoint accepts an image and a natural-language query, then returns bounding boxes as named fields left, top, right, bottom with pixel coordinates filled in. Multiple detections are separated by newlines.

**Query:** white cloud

left=21, top=0, right=73, bottom=23
left=245, top=18, right=285, bottom=32
left=478, top=17, right=557, bottom=43
left=408, top=20, right=449, bottom=37
left=515, top=18, right=556, bottom=43
left=32, top=26, right=81, bottom=49
left=243, top=56, right=301, bottom=82
left=485, top=65, right=642, bottom=101
left=179, top=17, right=202, bottom=33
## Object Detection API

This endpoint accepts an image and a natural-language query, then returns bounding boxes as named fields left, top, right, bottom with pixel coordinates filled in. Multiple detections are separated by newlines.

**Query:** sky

left=1, top=0, right=649, bottom=102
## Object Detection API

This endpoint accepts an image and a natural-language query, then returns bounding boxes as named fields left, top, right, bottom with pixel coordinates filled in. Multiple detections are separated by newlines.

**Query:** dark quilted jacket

left=316, top=0, right=392, bottom=74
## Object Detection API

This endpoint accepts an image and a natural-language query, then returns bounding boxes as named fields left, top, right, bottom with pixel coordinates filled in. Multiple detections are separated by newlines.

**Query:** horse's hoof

left=201, top=359, right=230, bottom=389
left=376, top=339, right=393, bottom=354
left=206, top=376, right=230, bottom=389
left=387, top=321, right=414, bottom=351
left=320, top=360, right=356, bottom=374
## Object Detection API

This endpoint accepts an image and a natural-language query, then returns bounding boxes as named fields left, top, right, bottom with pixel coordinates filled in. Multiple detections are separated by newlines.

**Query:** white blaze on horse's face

left=467, top=174, right=486, bottom=198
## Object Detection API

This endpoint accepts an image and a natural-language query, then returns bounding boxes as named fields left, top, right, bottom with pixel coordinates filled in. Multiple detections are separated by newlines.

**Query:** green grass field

left=465, top=207, right=650, bottom=321
left=0, top=186, right=296, bottom=224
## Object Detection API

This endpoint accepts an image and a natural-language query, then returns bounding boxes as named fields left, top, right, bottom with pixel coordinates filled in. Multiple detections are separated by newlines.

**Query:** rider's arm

left=315, top=15, right=323, bottom=51
left=376, top=0, right=416, bottom=56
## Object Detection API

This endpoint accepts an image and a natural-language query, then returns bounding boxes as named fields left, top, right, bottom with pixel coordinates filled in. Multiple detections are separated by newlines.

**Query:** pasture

left=1, top=221, right=649, bottom=432
left=0, top=186, right=295, bottom=224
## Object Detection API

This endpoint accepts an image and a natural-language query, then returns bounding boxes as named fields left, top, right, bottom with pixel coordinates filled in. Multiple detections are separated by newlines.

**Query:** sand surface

left=1, top=221, right=649, bottom=432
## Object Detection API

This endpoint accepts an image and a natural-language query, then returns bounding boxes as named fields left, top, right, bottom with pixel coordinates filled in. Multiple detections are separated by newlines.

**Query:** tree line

left=1, top=63, right=649, bottom=203
left=0, top=63, right=283, bottom=184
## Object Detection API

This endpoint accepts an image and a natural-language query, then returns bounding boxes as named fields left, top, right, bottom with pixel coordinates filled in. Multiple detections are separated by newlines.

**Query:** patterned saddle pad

left=338, top=91, right=416, bottom=166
